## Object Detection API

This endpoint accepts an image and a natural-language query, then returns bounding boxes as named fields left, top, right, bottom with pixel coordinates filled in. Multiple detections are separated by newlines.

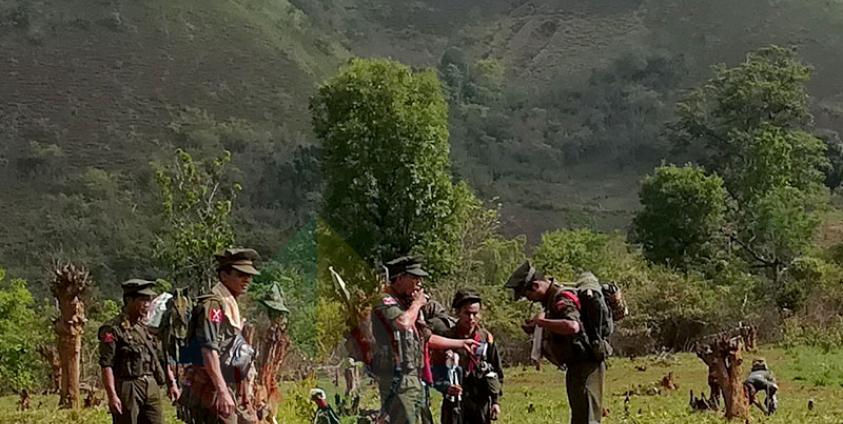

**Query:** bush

left=0, top=269, right=51, bottom=393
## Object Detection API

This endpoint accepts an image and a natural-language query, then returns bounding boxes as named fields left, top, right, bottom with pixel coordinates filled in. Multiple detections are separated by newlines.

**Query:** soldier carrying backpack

left=505, top=261, right=627, bottom=424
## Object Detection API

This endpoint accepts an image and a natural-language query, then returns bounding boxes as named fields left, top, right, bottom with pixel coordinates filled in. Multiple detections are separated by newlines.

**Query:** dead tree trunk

left=696, top=336, right=748, bottom=420
left=253, top=317, right=291, bottom=423
left=50, top=262, right=90, bottom=410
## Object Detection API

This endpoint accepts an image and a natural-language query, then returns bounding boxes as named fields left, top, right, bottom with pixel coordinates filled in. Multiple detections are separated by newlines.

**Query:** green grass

left=3, top=346, right=843, bottom=423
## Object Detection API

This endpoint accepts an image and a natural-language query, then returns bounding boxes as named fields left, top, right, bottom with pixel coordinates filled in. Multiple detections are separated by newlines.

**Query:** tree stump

left=695, top=336, right=748, bottom=420
left=50, top=262, right=90, bottom=410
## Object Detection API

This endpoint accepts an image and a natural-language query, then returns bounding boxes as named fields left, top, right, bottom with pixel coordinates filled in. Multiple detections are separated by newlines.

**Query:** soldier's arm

left=428, top=334, right=479, bottom=353
left=536, top=297, right=581, bottom=336
left=98, top=325, right=121, bottom=412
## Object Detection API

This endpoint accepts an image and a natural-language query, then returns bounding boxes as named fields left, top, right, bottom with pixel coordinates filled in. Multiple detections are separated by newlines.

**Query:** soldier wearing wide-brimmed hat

left=99, top=279, right=180, bottom=424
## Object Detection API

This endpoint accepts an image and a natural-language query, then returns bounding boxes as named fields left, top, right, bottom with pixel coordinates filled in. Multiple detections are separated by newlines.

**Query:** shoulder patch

left=382, top=296, right=397, bottom=306
left=209, top=307, right=223, bottom=323
left=100, top=332, right=115, bottom=343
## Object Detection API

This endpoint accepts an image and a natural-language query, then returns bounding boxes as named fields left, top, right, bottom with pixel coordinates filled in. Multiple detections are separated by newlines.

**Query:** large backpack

left=572, top=273, right=627, bottom=361
left=157, top=287, right=195, bottom=365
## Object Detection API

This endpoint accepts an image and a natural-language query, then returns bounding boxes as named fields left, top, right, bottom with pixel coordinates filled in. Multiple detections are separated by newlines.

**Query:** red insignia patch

left=101, top=332, right=115, bottom=343
left=209, top=308, right=223, bottom=323
left=383, top=296, right=397, bottom=306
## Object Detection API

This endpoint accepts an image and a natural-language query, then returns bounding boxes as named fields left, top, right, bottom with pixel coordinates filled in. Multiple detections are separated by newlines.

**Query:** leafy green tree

left=669, top=45, right=829, bottom=277
left=670, top=45, right=827, bottom=202
left=154, top=149, right=240, bottom=292
left=632, top=165, right=727, bottom=269
left=0, top=269, right=50, bottom=392
left=533, top=228, right=610, bottom=280
left=311, top=58, right=459, bottom=280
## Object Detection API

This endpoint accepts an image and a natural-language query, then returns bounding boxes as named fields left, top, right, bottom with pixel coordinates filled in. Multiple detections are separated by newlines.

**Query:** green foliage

left=532, top=228, right=611, bottom=280
left=741, top=186, right=823, bottom=271
left=0, top=269, right=50, bottom=393
left=669, top=45, right=829, bottom=275
left=154, top=149, right=239, bottom=292
left=671, top=46, right=828, bottom=201
left=632, top=164, right=727, bottom=269
left=311, top=57, right=459, bottom=280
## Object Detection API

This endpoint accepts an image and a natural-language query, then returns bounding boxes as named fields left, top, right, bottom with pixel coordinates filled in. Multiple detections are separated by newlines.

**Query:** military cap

left=215, top=248, right=261, bottom=275
left=505, top=260, right=542, bottom=299
left=451, top=289, right=482, bottom=310
left=121, top=279, right=157, bottom=297
left=260, top=283, right=290, bottom=314
left=385, top=255, right=429, bottom=280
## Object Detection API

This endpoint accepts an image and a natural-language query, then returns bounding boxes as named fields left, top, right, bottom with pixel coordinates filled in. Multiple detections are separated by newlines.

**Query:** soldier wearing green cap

left=180, top=248, right=260, bottom=424
left=99, top=279, right=180, bottom=424
left=433, top=290, right=504, bottom=424
left=371, top=256, right=480, bottom=424
left=505, top=261, right=604, bottom=424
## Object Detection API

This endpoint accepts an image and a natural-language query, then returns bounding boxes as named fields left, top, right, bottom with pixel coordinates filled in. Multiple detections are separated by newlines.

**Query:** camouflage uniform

left=98, top=280, right=167, bottom=424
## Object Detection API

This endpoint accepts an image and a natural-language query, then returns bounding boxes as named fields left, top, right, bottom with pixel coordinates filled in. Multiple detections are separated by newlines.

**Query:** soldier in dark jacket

left=434, top=290, right=504, bottom=424
left=99, top=279, right=180, bottom=424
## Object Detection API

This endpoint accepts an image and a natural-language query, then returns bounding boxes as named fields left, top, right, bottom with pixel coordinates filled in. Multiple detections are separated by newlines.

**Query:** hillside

left=2, top=0, right=843, bottom=292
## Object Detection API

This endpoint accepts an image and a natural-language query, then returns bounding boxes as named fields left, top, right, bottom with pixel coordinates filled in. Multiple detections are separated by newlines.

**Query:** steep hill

left=2, top=0, right=843, bottom=292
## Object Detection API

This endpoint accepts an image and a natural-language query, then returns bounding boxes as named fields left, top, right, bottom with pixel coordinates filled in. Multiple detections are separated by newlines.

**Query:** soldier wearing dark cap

left=433, top=290, right=504, bottom=424
left=180, top=248, right=260, bottom=424
left=505, top=261, right=604, bottom=424
left=99, top=279, right=180, bottom=424
left=371, top=256, right=480, bottom=424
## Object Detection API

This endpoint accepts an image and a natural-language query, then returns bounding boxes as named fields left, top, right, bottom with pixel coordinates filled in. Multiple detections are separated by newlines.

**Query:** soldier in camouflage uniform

left=180, top=248, right=260, bottom=424
left=99, top=279, right=180, bottom=424
left=371, top=256, right=479, bottom=424
left=506, top=261, right=605, bottom=424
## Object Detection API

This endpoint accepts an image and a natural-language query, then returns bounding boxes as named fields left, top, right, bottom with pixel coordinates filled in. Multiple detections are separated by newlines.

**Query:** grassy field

left=2, top=346, right=842, bottom=423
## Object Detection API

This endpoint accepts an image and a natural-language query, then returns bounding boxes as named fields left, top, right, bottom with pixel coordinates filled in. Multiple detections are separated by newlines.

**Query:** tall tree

left=311, top=58, right=459, bottom=281
left=154, top=149, right=239, bottom=292
left=669, top=45, right=829, bottom=278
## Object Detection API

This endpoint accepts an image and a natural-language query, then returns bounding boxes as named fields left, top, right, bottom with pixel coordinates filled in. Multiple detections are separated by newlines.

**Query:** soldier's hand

left=167, top=383, right=181, bottom=403
left=446, top=384, right=462, bottom=397
left=460, top=338, right=480, bottom=355
left=108, top=396, right=122, bottom=415
left=491, top=403, right=501, bottom=420
left=215, top=389, right=236, bottom=418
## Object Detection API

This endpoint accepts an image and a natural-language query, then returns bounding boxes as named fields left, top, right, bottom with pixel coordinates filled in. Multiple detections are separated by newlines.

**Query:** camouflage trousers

left=111, top=375, right=164, bottom=424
